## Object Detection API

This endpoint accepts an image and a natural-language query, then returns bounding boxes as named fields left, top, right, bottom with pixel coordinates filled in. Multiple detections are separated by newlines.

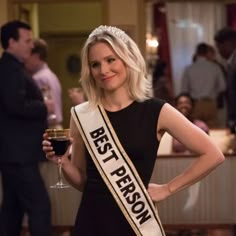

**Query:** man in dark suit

left=0, top=20, right=52, bottom=236
left=215, top=27, right=236, bottom=133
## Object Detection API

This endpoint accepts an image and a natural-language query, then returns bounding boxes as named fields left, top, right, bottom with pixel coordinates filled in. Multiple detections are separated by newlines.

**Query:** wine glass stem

left=58, top=157, right=63, bottom=183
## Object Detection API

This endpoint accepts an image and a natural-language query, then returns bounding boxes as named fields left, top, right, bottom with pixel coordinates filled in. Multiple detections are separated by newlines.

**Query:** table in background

left=0, top=154, right=235, bottom=228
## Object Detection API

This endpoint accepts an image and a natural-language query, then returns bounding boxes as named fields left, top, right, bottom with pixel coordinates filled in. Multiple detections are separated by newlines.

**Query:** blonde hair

left=80, top=25, right=151, bottom=104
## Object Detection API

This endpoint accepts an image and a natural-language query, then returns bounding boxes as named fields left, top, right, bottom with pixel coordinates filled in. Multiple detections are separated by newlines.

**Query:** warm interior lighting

left=146, top=33, right=159, bottom=54
left=146, top=33, right=159, bottom=72
left=146, top=37, right=159, bottom=48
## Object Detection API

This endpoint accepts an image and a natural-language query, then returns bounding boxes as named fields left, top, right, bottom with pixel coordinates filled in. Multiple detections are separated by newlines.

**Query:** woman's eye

left=91, top=62, right=99, bottom=68
left=107, top=58, right=115, bottom=63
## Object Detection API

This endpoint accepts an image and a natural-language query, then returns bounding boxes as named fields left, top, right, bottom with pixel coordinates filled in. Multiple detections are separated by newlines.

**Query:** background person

left=0, top=20, right=51, bottom=236
left=181, top=42, right=226, bottom=128
left=152, top=59, right=173, bottom=104
left=67, top=87, right=85, bottom=106
left=43, top=25, right=224, bottom=236
left=214, top=27, right=236, bottom=134
left=172, top=92, right=209, bottom=153
left=25, top=38, right=63, bottom=129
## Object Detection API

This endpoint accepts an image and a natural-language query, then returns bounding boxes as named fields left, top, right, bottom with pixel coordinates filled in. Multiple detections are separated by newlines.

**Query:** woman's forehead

left=88, top=42, right=116, bottom=60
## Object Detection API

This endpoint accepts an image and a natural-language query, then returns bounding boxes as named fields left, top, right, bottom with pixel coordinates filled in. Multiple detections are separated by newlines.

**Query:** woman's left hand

left=148, top=183, right=171, bottom=202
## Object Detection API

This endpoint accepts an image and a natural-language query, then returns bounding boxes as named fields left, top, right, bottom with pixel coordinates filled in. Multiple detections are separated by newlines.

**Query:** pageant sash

left=71, top=102, right=165, bottom=236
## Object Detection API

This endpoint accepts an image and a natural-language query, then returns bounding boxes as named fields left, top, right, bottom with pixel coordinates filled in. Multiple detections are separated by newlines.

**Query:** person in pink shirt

left=172, top=92, right=209, bottom=153
left=25, top=38, right=63, bottom=128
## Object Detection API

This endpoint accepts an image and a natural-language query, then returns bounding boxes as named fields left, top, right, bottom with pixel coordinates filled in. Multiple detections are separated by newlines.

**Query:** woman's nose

left=100, top=63, right=109, bottom=75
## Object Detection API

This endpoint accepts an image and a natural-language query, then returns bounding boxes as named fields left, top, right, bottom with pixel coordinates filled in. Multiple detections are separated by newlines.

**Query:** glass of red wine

left=46, top=128, right=70, bottom=189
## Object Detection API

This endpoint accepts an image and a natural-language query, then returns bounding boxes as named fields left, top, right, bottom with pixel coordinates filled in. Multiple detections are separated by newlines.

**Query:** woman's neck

left=102, top=90, right=133, bottom=112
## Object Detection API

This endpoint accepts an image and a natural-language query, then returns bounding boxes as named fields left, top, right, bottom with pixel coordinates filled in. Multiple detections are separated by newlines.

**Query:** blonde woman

left=43, top=25, right=224, bottom=236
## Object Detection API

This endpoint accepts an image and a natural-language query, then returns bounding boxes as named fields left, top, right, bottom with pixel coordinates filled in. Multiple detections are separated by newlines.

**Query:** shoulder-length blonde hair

left=80, top=26, right=151, bottom=104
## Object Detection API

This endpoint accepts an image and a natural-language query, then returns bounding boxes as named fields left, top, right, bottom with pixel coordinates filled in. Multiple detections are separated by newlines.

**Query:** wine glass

left=46, top=128, right=70, bottom=189
left=42, top=86, right=57, bottom=126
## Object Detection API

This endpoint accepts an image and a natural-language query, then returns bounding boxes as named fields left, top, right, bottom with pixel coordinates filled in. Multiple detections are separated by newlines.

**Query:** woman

left=43, top=25, right=224, bottom=236
left=172, top=92, right=209, bottom=153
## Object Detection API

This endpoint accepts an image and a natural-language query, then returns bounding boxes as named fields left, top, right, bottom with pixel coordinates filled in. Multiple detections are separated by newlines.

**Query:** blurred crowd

left=152, top=27, right=236, bottom=155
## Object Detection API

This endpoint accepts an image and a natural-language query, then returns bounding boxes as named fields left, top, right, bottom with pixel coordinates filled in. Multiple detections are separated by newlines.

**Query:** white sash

left=71, top=102, right=165, bottom=236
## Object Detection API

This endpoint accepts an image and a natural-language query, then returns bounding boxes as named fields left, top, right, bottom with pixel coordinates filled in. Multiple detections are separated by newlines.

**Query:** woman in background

left=172, top=92, right=209, bottom=153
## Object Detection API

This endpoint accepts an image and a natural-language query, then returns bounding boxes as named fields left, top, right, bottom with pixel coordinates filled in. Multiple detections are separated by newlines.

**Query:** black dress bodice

left=72, top=98, right=165, bottom=236
left=85, top=98, right=165, bottom=192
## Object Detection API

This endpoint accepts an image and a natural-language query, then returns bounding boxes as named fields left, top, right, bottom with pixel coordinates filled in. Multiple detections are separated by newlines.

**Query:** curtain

left=153, top=3, right=173, bottom=95
left=166, top=2, right=226, bottom=95
left=153, top=3, right=171, bottom=67
left=227, top=4, right=236, bottom=29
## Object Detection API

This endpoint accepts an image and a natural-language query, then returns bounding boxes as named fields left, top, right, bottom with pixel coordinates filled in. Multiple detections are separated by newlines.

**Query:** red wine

left=49, top=137, right=70, bottom=156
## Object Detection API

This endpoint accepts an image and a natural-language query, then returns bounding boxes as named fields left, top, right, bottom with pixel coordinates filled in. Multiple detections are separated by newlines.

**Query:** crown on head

left=89, top=25, right=129, bottom=44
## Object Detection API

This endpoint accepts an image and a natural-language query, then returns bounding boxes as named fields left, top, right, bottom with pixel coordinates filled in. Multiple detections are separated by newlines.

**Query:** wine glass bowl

left=46, top=128, right=70, bottom=189
left=46, top=129, right=70, bottom=156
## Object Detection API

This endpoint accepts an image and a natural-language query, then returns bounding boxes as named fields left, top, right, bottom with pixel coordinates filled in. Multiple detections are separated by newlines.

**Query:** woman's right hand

left=42, top=133, right=73, bottom=164
left=42, top=133, right=58, bottom=163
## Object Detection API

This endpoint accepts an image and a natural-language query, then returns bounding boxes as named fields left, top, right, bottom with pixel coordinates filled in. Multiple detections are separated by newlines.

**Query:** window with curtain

left=166, top=2, right=226, bottom=95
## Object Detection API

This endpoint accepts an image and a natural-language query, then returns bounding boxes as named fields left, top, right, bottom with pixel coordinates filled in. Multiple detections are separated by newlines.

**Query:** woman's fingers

left=42, top=139, right=51, bottom=146
left=42, top=136, right=73, bottom=164
left=42, top=140, right=55, bottom=159
left=43, top=132, right=48, bottom=139
left=42, top=141, right=53, bottom=151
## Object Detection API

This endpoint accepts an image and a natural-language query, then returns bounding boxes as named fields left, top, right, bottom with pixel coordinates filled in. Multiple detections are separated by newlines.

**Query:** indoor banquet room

left=0, top=0, right=236, bottom=236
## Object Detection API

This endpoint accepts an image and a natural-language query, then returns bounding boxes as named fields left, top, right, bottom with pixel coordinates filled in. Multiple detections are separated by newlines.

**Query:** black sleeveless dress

left=72, top=98, right=165, bottom=236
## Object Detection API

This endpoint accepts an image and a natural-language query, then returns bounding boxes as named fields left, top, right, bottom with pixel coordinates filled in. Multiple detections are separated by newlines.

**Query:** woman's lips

left=102, top=75, right=115, bottom=81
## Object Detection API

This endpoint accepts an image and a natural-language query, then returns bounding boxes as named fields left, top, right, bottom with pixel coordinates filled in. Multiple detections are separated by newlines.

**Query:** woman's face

left=176, top=96, right=193, bottom=118
left=88, top=42, right=127, bottom=93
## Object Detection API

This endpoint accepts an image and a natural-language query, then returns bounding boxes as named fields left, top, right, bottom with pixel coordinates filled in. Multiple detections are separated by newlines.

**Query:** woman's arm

left=148, top=103, right=225, bottom=202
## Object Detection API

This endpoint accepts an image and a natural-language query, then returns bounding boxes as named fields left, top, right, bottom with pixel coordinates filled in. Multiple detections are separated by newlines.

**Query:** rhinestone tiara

left=88, top=25, right=129, bottom=44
